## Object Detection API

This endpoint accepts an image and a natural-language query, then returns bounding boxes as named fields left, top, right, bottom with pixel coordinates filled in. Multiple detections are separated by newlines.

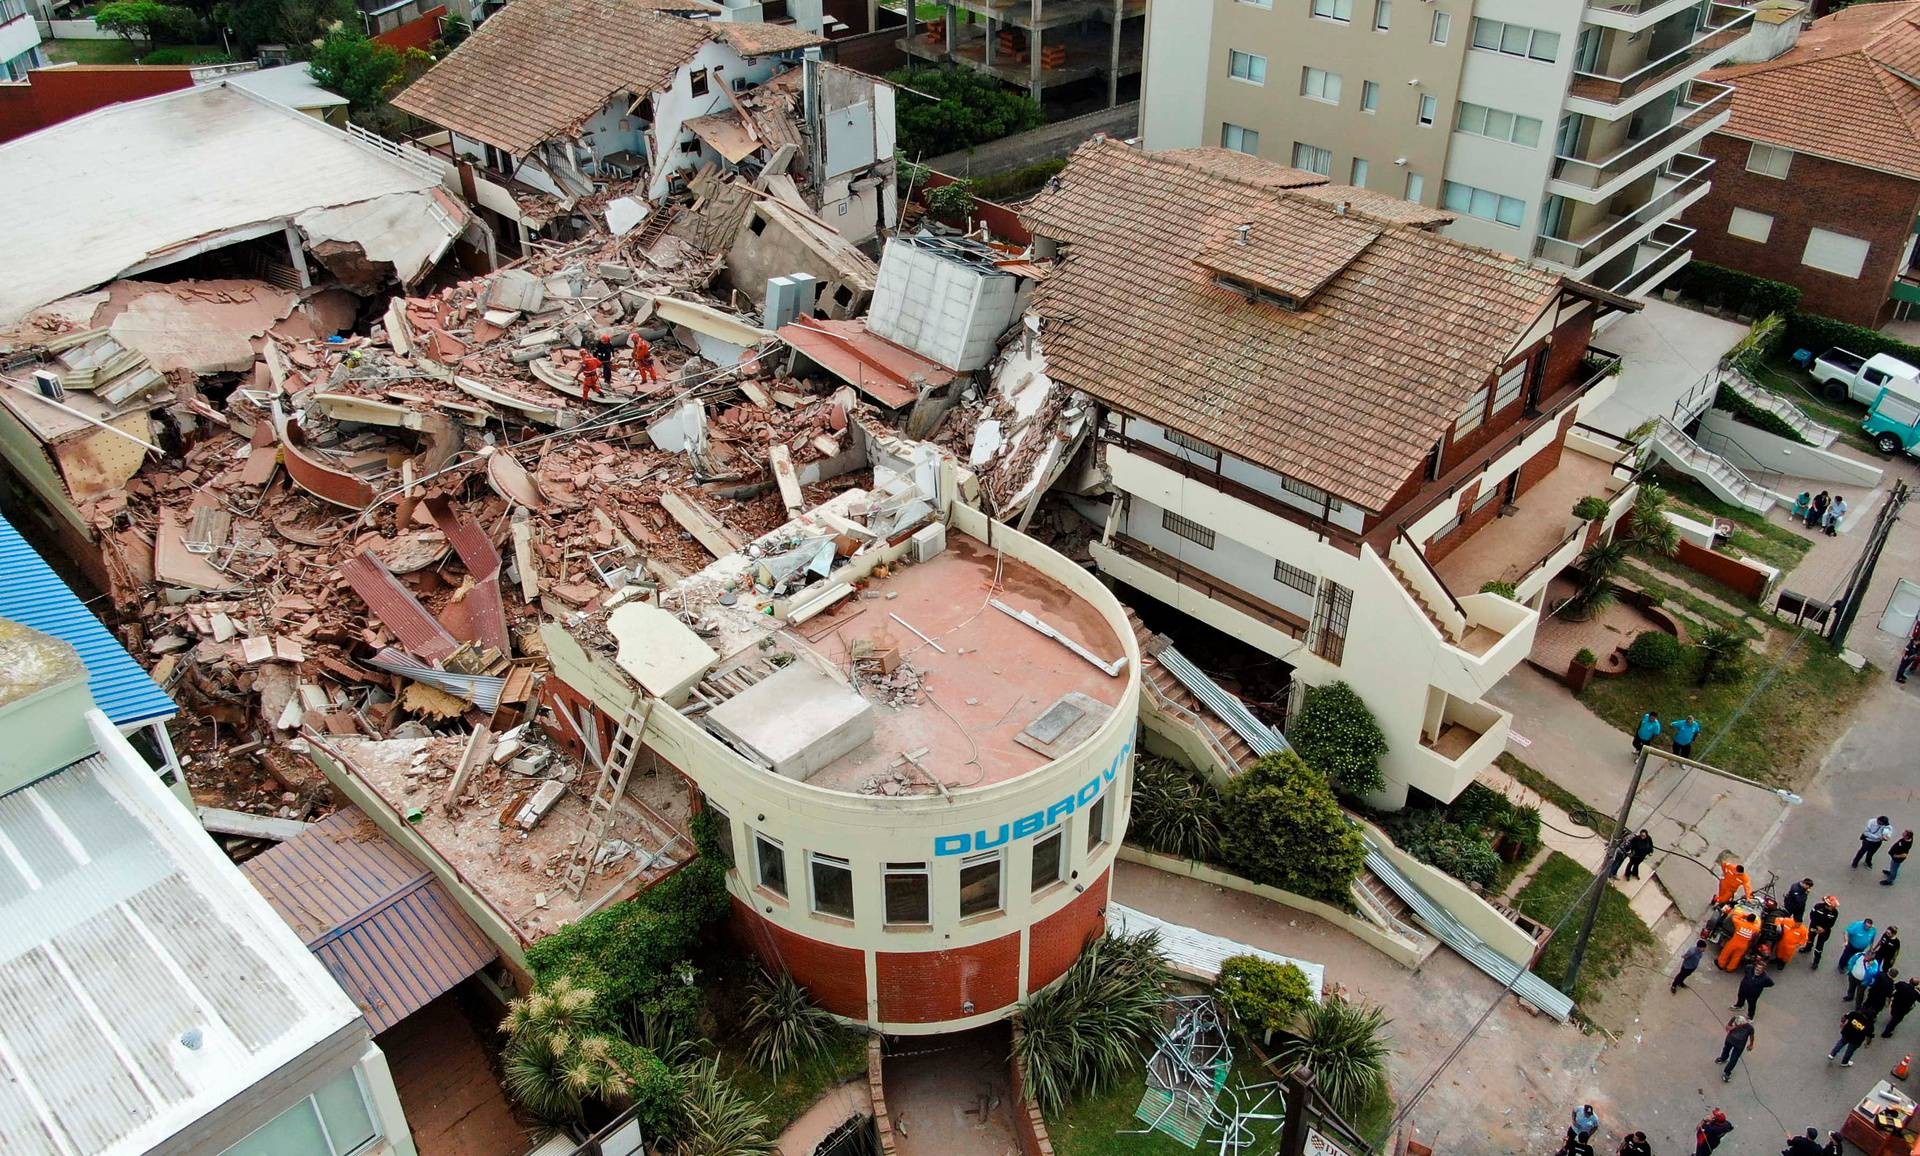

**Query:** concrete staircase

left=1384, top=557, right=1461, bottom=644
left=1128, top=611, right=1259, bottom=773
left=1720, top=367, right=1839, bottom=449
left=1646, top=418, right=1778, bottom=514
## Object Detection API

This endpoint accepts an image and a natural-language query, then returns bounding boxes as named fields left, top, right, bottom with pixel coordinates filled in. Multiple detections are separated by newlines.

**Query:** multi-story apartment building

left=0, top=0, right=47, bottom=82
left=1008, top=140, right=1642, bottom=807
left=1140, top=0, right=1757, bottom=298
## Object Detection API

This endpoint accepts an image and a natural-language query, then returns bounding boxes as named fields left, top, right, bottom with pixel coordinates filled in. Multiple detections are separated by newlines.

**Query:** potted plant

left=1566, top=647, right=1598, bottom=693
left=1572, top=495, right=1611, bottom=522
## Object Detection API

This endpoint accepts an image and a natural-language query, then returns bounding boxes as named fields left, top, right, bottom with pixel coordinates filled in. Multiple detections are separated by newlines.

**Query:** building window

left=1405, top=172, right=1424, bottom=200
left=1229, top=49, right=1268, bottom=84
left=1360, top=80, right=1380, bottom=113
left=1350, top=157, right=1370, bottom=187
left=1238, top=0, right=1273, bottom=6
left=810, top=852, right=854, bottom=918
left=1372, top=0, right=1390, bottom=30
left=1454, top=101, right=1541, bottom=148
left=1472, top=479, right=1506, bottom=514
left=1162, top=509, right=1217, bottom=549
left=223, top=1069, right=379, bottom=1156
left=1310, top=0, right=1353, bottom=21
left=1470, top=18, right=1559, bottom=62
left=884, top=862, right=931, bottom=924
left=1728, top=207, right=1774, bottom=243
left=1803, top=227, right=1871, bottom=279
left=1417, top=95, right=1438, bottom=126
left=1453, top=383, right=1492, bottom=436
left=1431, top=10, right=1450, bottom=43
left=702, top=798, right=735, bottom=867
left=959, top=851, right=1004, bottom=917
left=1310, top=580, right=1353, bottom=665
left=755, top=833, right=787, bottom=897
left=1281, top=474, right=1342, bottom=510
left=1492, top=360, right=1527, bottom=412
left=1301, top=66, right=1342, bottom=104
left=1274, top=559, right=1319, bottom=595
left=1031, top=827, right=1065, bottom=893
left=1747, top=142, right=1793, bottom=179
left=1442, top=180, right=1525, bottom=227
left=1086, top=794, right=1110, bottom=853
left=690, top=68, right=710, bottom=97
left=1166, top=428, right=1220, bottom=463
left=1222, top=122, right=1260, bottom=154
left=1292, top=142, right=1334, bottom=175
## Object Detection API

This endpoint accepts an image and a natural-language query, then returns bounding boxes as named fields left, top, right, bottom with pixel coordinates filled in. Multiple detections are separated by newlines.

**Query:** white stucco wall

left=1139, top=0, right=1212, bottom=148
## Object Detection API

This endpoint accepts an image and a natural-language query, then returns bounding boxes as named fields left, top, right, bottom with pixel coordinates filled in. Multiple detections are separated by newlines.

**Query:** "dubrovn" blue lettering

left=933, top=740, right=1131, bottom=856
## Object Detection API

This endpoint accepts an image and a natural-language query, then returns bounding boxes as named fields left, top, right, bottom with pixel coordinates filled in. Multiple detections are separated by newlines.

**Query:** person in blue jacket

left=1634, top=711, right=1663, bottom=754
left=1672, top=715, right=1702, bottom=758
left=1839, top=916, right=1878, bottom=977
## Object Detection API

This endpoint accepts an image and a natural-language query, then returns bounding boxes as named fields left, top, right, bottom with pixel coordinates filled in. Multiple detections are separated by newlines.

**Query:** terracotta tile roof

left=707, top=20, right=829, bottom=56
left=1290, top=183, right=1455, bottom=226
left=1705, top=2, right=1920, bottom=181
left=1154, top=147, right=1330, bottom=189
left=392, top=0, right=714, bottom=155
left=1022, top=141, right=1567, bottom=511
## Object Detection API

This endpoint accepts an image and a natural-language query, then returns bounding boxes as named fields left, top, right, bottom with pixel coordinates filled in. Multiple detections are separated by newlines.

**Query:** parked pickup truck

left=1864, top=385, right=1920, bottom=456
left=1811, top=348, right=1920, bottom=404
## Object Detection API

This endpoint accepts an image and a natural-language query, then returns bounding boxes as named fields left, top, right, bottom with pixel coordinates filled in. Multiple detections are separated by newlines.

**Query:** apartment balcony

left=1549, top=81, right=1731, bottom=203
left=1431, top=445, right=1628, bottom=604
left=1381, top=537, right=1540, bottom=700
left=1413, top=693, right=1513, bottom=803
left=1584, top=0, right=1717, bottom=34
left=1093, top=535, right=1312, bottom=662
left=1566, top=4, right=1754, bottom=116
left=1535, top=153, right=1713, bottom=277
left=1603, top=221, right=1695, bottom=298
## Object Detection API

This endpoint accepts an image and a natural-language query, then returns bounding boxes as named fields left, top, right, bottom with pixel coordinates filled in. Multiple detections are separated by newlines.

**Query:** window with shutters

left=1162, top=510, right=1217, bottom=549
left=1803, top=227, right=1870, bottom=278
left=1310, top=580, right=1353, bottom=665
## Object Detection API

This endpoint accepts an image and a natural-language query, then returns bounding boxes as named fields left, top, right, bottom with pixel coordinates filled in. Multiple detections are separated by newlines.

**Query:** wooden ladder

left=563, top=698, right=655, bottom=899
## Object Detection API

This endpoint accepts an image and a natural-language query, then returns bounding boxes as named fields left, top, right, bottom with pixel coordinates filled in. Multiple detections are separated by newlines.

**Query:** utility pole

left=1278, top=1069, right=1315, bottom=1156
left=1563, top=745, right=1648, bottom=994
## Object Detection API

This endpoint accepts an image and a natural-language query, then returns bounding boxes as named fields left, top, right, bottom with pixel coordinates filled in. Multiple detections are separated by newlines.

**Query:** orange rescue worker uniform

left=1715, top=861, right=1752, bottom=906
left=577, top=353, right=604, bottom=399
left=1719, top=908, right=1761, bottom=971
left=632, top=333, right=660, bottom=384
left=1774, top=918, right=1809, bottom=965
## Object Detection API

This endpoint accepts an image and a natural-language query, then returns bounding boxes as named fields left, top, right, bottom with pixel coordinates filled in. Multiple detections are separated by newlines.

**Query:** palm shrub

left=670, top=1056, right=777, bottom=1156
left=1696, top=627, right=1748, bottom=686
left=1216, top=751, right=1367, bottom=904
left=501, top=975, right=682, bottom=1126
left=1625, top=484, right=1681, bottom=558
left=1562, top=540, right=1628, bottom=621
left=1272, top=996, right=1392, bottom=1119
left=743, top=968, right=842, bottom=1079
left=1215, top=956, right=1316, bottom=1045
left=1287, top=681, right=1388, bottom=800
left=1128, top=755, right=1224, bottom=861
left=1013, top=930, right=1172, bottom=1115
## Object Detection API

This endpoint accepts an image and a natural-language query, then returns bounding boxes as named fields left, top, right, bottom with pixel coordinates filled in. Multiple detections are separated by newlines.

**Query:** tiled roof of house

left=708, top=20, right=830, bottom=56
left=1289, top=183, right=1455, bottom=226
left=391, top=0, right=716, bottom=155
left=1706, top=2, right=1920, bottom=181
left=1021, top=140, right=1567, bottom=511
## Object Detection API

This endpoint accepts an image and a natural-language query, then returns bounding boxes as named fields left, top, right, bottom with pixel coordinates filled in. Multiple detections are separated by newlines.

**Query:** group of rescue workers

left=572, top=329, right=662, bottom=399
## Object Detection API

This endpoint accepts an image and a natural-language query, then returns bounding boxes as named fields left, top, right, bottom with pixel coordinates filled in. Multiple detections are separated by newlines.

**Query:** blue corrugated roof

left=243, top=808, right=498, bottom=1033
left=0, top=514, right=175, bottom=728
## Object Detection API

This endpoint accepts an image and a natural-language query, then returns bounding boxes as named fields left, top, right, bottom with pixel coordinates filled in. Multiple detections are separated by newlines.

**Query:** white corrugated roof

left=224, top=64, right=351, bottom=112
left=0, top=751, right=362, bottom=1155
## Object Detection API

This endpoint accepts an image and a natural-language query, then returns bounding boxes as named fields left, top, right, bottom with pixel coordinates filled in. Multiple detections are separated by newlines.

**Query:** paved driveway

left=1586, top=301, right=1747, bottom=438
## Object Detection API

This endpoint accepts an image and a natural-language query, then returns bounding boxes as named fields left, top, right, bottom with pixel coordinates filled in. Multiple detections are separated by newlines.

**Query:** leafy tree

left=925, top=177, right=978, bottom=221
left=95, top=1, right=196, bottom=45
left=1572, top=495, right=1612, bottom=522
left=308, top=27, right=429, bottom=133
left=430, top=12, right=470, bottom=56
left=1215, top=956, right=1315, bottom=1044
left=884, top=66, right=1044, bottom=160
left=1128, top=755, right=1223, bottom=861
left=1217, top=751, right=1367, bottom=905
left=214, top=0, right=353, bottom=59
left=1624, top=630, right=1683, bottom=672
left=1288, top=681, right=1388, bottom=800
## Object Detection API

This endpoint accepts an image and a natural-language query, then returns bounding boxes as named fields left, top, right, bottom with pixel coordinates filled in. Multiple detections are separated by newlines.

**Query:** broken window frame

left=959, top=850, right=1004, bottom=918
left=702, top=797, right=736, bottom=869
left=810, top=852, right=855, bottom=919
left=755, top=832, right=788, bottom=898
left=1030, top=826, right=1065, bottom=894
left=884, top=861, right=932, bottom=925
left=690, top=67, right=710, bottom=97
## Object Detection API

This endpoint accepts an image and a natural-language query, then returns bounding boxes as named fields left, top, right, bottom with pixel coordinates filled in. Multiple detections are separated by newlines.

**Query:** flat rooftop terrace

left=694, top=530, right=1128, bottom=796
left=318, top=735, right=691, bottom=943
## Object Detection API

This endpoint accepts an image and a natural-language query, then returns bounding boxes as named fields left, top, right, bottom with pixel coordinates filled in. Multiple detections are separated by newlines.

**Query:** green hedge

left=1783, top=312, right=1920, bottom=369
left=1670, top=261, right=1802, bottom=319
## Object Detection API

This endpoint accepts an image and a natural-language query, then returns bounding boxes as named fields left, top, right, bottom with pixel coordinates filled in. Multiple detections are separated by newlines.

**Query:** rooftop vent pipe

left=1234, top=224, right=1252, bottom=245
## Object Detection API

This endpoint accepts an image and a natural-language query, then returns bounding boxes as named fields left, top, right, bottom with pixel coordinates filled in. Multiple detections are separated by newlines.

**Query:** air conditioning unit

left=732, top=77, right=750, bottom=92
left=31, top=369, right=63, bottom=402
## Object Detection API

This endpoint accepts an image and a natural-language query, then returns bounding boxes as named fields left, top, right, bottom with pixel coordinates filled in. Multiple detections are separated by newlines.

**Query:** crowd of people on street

left=1557, top=810, right=1920, bottom=1154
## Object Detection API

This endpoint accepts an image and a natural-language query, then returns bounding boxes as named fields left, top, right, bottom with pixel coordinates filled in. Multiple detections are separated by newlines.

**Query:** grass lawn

left=1046, top=1056, right=1392, bottom=1156
left=1619, top=557, right=1763, bottom=639
left=1497, top=752, right=1612, bottom=838
left=1576, top=630, right=1873, bottom=787
left=1514, top=851, right=1657, bottom=1009
left=713, top=1030, right=870, bottom=1136
left=43, top=38, right=225, bottom=65
left=1651, top=470, right=1815, bottom=575
left=1745, top=356, right=1879, bottom=455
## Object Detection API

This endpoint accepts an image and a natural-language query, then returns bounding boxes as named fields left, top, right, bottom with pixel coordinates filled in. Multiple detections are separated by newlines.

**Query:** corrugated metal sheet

left=365, top=648, right=505, bottom=711
left=1155, top=645, right=1290, bottom=757
left=0, top=513, right=175, bottom=727
left=0, top=756, right=336, bottom=1156
left=1364, top=844, right=1574, bottom=1021
left=339, top=550, right=459, bottom=662
left=1108, top=902, right=1324, bottom=1000
left=244, top=809, right=497, bottom=1033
